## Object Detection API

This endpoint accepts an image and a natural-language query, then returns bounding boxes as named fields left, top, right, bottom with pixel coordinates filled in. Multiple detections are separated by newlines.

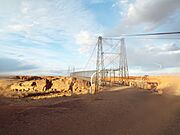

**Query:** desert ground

left=0, top=76, right=180, bottom=135
left=0, top=87, right=180, bottom=135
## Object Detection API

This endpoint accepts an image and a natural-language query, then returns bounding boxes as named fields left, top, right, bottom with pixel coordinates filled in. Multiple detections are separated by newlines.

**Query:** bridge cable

left=103, top=31, right=180, bottom=40
left=83, top=42, right=98, bottom=70
left=124, top=31, right=180, bottom=37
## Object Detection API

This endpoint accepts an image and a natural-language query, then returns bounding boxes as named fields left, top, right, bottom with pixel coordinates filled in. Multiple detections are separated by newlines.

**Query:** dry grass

left=148, top=75, right=180, bottom=95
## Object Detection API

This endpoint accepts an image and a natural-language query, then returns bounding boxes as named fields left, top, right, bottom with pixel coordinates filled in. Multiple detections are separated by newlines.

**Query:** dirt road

left=0, top=87, right=179, bottom=135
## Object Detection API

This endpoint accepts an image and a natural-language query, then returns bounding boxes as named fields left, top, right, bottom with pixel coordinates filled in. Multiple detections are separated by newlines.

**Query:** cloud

left=90, top=0, right=106, bottom=4
left=0, top=57, right=37, bottom=72
left=125, top=0, right=180, bottom=30
left=145, top=43, right=180, bottom=53
left=105, top=0, right=180, bottom=75
left=7, top=24, right=33, bottom=32
left=109, top=0, right=180, bottom=35
left=127, top=41, right=180, bottom=71
left=0, top=0, right=100, bottom=45
left=0, top=43, right=69, bottom=70
left=0, top=0, right=179, bottom=76
left=0, top=0, right=101, bottom=74
left=119, top=0, right=129, bottom=4
left=75, top=31, right=95, bottom=45
left=129, top=66, right=180, bottom=76
left=74, top=31, right=97, bottom=53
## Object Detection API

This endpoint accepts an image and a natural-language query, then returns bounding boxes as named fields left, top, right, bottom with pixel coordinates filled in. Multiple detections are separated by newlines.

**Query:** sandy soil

left=0, top=87, right=179, bottom=135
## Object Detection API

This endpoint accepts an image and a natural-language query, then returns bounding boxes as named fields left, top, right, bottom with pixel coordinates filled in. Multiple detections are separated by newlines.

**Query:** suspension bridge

left=69, top=31, right=180, bottom=93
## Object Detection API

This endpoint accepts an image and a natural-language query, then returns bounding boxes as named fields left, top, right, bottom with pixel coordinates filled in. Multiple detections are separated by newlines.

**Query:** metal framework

left=119, top=38, right=129, bottom=79
left=95, top=37, right=129, bottom=91
left=71, top=36, right=129, bottom=92
left=95, top=36, right=104, bottom=91
left=70, top=31, right=180, bottom=93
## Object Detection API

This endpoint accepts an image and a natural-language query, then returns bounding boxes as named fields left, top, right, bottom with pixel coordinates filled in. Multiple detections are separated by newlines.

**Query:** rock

left=157, top=90, right=163, bottom=95
left=8, top=76, right=91, bottom=99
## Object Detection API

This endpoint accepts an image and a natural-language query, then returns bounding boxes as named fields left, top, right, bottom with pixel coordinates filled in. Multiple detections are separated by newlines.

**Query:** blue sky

left=0, top=0, right=180, bottom=75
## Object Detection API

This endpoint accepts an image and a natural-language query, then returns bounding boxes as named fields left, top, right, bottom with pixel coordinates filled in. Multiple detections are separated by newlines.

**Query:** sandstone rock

left=51, top=79, right=69, bottom=91
left=7, top=76, right=91, bottom=99
left=33, top=79, right=46, bottom=92
left=157, top=90, right=163, bottom=95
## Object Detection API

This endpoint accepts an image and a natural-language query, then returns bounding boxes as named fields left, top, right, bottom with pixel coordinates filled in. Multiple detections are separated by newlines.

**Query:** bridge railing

left=70, top=69, right=130, bottom=93
left=70, top=70, right=97, bottom=78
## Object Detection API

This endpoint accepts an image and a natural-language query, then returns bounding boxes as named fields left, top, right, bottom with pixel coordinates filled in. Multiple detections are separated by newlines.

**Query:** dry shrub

left=149, top=76, right=180, bottom=96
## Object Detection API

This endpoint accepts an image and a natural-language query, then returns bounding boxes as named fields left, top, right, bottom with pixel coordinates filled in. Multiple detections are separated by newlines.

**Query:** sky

left=0, top=0, right=180, bottom=76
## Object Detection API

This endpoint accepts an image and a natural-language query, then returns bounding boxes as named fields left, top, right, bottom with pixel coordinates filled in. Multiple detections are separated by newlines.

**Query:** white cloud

left=144, top=43, right=180, bottom=53
left=90, top=0, right=106, bottom=4
left=0, top=44, right=65, bottom=69
left=75, top=31, right=95, bottom=46
left=74, top=31, right=96, bottom=53
left=7, top=24, right=33, bottom=32
left=125, top=0, right=180, bottom=30
left=0, top=0, right=100, bottom=43
left=120, top=0, right=129, bottom=4
left=129, top=66, right=180, bottom=76
left=110, top=0, right=180, bottom=35
left=74, top=30, right=103, bottom=54
left=0, top=0, right=102, bottom=74
left=127, top=41, right=180, bottom=72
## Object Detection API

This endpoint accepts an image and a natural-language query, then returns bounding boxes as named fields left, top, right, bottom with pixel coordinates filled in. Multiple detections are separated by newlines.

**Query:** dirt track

left=0, top=87, right=180, bottom=135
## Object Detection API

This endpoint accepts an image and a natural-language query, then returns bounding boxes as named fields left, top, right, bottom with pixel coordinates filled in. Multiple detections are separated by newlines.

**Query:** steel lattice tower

left=119, top=38, right=129, bottom=80
left=95, top=36, right=104, bottom=91
left=96, top=37, right=129, bottom=91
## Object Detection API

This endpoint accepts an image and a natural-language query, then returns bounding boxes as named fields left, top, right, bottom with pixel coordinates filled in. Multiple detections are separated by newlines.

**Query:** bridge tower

left=95, top=37, right=129, bottom=90
left=95, top=36, right=104, bottom=91
left=119, top=38, right=129, bottom=82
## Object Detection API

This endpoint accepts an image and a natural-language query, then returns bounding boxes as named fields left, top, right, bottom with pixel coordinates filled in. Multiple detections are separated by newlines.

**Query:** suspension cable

left=83, top=42, right=98, bottom=70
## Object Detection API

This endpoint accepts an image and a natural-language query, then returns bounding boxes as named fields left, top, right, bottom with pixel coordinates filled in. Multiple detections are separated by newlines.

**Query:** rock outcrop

left=10, top=76, right=91, bottom=99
